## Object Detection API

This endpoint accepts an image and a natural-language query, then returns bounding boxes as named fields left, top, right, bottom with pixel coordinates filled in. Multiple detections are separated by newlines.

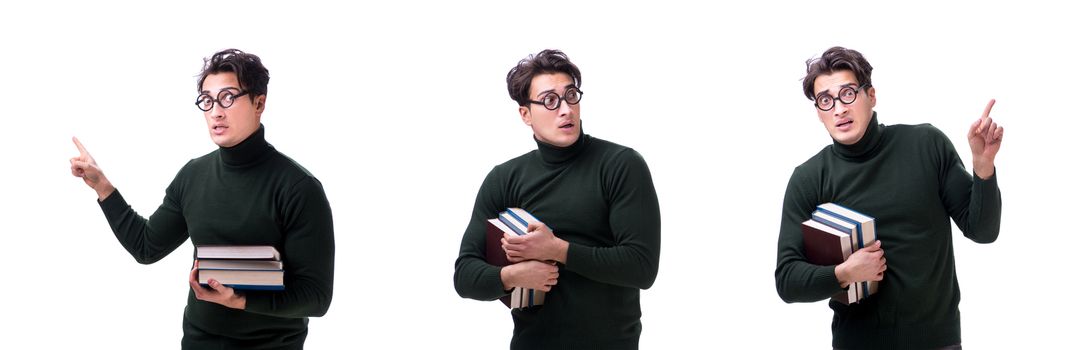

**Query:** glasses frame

left=527, top=87, right=584, bottom=110
left=814, top=83, right=871, bottom=111
left=196, top=88, right=251, bottom=112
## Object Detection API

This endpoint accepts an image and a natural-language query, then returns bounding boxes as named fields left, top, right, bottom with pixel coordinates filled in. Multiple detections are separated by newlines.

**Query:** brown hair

left=197, top=49, right=270, bottom=99
left=802, top=46, right=873, bottom=100
left=506, top=49, right=582, bottom=106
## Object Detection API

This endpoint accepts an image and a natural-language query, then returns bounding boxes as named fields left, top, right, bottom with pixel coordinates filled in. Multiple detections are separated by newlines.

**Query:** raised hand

left=503, top=221, right=569, bottom=264
left=70, top=137, right=115, bottom=200
left=968, top=99, right=1004, bottom=179
left=189, top=268, right=247, bottom=309
left=835, top=240, right=886, bottom=288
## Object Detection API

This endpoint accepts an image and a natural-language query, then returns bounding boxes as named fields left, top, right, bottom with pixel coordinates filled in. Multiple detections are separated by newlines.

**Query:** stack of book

left=195, top=245, right=284, bottom=291
left=800, top=203, right=878, bottom=304
left=485, top=208, right=546, bottom=309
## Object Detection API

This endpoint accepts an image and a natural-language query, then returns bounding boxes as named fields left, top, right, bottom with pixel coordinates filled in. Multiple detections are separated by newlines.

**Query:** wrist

left=95, top=181, right=116, bottom=201
left=499, top=265, right=516, bottom=291
left=973, top=164, right=995, bottom=180
left=834, top=263, right=850, bottom=289
left=554, top=238, right=569, bottom=264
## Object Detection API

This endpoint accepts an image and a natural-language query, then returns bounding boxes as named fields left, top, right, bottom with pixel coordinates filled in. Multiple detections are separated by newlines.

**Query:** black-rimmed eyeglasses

left=814, top=83, right=871, bottom=111
left=195, top=88, right=251, bottom=112
left=528, top=87, right=583, bottom=110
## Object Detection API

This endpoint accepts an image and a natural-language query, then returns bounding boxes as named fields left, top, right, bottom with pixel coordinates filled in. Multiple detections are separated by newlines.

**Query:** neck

left=833, top=112, right=883, bottom=160
left=220, top=124, right=273, bottom=167
left=536, top=133, right=589, bottom=165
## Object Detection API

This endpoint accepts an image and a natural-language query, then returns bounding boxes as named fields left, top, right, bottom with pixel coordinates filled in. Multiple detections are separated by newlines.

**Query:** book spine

left=506, top=209, right=531, bottom=228
left=498, top=213, right=527, bottom=236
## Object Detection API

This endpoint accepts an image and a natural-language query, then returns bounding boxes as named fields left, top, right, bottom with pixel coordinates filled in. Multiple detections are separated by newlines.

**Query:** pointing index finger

left=72, top=136, right=90, bottom=157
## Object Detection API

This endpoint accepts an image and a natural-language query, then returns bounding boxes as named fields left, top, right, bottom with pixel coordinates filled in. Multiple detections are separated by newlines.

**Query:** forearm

left=564, top=242, right=659, bottom=289
left=245, top=274, right=333, bottom=318
left=98, top=190, right=188, bottom=264
left=775, top=259, right=843, bottom=303
left=454, top=256, right=509, bottom=300
left=964, top=169, right=1002, bottom=243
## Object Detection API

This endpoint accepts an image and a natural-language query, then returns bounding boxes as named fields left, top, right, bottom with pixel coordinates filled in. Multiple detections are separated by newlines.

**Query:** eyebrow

left=535, top=84, right=578, bottom=97
left=817, top=83, right=859, bottom=97
left=200, top=86, right=241, bottom=94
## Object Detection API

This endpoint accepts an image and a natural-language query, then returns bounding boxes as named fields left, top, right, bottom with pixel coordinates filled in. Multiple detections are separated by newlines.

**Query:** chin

left=555, top=133, right=580, bottom=147
left=832, top=132, right=865, bottom=145
left=210, top=136, right=234, bottom=148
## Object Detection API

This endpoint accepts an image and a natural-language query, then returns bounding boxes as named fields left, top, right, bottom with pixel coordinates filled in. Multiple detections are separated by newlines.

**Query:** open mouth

left=836, top=120, right=852, bottom=128
left=559, top=123, right=575, bottom=129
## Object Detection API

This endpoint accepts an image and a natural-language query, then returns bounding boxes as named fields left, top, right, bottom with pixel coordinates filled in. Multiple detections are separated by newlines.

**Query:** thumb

left=527, top=221, right=546, bottom=233
left=207, top=279, right=227, bottom=292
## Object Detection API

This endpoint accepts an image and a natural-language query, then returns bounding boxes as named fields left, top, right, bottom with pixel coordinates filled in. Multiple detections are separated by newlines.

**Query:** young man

left=453, top=49, right=661, bottom=349
left=774, top=46, right=1003, bottom=349
left=70, top=49, right=334, bottom=349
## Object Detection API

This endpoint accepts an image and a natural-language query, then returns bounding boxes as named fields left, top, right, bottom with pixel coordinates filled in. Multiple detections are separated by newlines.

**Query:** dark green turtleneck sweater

left=454, top=134, right=661, bottom=350
left=775, top=113, right=1001, bottom=349
left=98, top=125, right=334, bottom=350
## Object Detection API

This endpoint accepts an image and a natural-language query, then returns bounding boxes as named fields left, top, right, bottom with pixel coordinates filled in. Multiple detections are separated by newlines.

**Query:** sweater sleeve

left=936, top=130, right=1002, bottom=243
left=774, top=166, right=845, bottom=303
left=454, top=166, right=512, bottom=301
left=563, top=149, right=661, bottom=290
left=245, top=177, right=335, bottom=318
left=98, top=182, right=190, bottom=265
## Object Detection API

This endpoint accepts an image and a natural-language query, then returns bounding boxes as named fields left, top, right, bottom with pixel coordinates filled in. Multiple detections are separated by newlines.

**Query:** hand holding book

left=835, top=240, right=886, bottom=289
left=189, top=268, right=247, bottom=310
left=502, top=221, right=569, bottom=264
left=500, top=260, right=560, bottom=292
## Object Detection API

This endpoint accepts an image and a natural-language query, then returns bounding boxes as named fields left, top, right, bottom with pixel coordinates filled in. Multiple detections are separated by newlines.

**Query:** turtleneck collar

left=220, top=124, right=274, bottom=167
left=536, top=132, right=590, bottom=165
left=833, top=111, right=883, bottom=161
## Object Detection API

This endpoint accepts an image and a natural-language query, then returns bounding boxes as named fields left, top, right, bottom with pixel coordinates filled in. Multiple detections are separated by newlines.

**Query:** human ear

left=519, top=106, right=532, bottom=126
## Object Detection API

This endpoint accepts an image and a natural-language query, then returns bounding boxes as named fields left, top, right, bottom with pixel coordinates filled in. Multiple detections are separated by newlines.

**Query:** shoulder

left=885, top=122, right=948, bottom=143
left=182, top=149, right=218, bottom=170
left=171, top=149, right=217, bottom=182
left=488, top=149, right=538, bottom=178
left=588, top=136, right=648, bottom=168
left=259, top=149, right=326, bottom=197
left=792, top=146, right=830, bottom=178
left=883, top=122, right=957, bottom=160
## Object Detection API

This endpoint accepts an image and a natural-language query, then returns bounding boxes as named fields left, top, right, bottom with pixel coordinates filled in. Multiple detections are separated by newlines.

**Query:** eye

left=196, top=94, right=213, bottom=110
left=564, top=89, right=580, bottom=103
left=817, top=95, right=833, bottom=106
left=219, top=91, right=237, bottom=106
left=839, top=87, right=857, bottom=101
left=543, top=94, right=560, bottom=109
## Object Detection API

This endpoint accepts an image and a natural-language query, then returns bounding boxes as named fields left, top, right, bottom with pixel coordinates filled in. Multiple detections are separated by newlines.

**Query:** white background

left=1, top=1, right=1072, bottom=348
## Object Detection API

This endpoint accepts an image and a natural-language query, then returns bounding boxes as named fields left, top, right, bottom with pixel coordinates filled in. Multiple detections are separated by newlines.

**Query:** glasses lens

left=218, top=90, right=237, bottom=108
left=839, top=86, right=858, bottom=104
left=564, top=88, right=581, bottom=104
left=816, top=95, right=834, bottom=110
left=196, top=94, right=213, bottom=111
left=543, top=94, right=560, bottom=110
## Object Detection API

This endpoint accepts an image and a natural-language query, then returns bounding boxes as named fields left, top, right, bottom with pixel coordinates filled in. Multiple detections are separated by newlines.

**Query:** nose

left=209, top=101, right=226, bottom=119
left=557, top=98, right=573, bottom=117
left=832, top=100, right=849, bottom=117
